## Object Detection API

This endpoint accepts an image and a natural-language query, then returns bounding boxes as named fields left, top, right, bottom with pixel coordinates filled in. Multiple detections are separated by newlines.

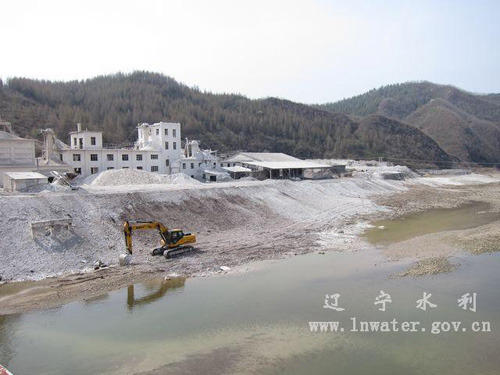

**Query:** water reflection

left=126, top=277, right=186, bottom=311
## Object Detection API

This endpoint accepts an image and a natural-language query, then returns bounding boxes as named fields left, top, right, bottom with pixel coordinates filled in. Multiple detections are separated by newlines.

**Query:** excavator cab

left=166, top=230, right=184, bottom=245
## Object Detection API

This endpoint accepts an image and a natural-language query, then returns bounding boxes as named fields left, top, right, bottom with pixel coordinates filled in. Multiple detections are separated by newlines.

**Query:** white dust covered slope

left=0, top=177, right=404, bottom=281
left=81, top=169, right=201, bottom=187
left=0, top=170, right=497, bottom=281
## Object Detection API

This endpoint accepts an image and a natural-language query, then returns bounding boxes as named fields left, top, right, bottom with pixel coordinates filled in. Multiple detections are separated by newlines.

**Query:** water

left=363, top=202, right=500, bottom=245
left=0, top=250, right=499, bottom=374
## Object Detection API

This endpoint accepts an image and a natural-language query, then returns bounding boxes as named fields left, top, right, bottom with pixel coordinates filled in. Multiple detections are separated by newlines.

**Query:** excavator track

left=164, top=246, right=194, bottom=259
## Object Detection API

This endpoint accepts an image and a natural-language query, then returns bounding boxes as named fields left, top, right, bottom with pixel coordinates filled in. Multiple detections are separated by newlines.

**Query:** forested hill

left=0, top=72, right=452, bottom=166
left=317, top=82, right=500, bottom=164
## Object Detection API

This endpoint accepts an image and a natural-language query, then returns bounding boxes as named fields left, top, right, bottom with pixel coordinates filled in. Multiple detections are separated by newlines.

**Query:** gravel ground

left=0, top=169, right=498, bottom=314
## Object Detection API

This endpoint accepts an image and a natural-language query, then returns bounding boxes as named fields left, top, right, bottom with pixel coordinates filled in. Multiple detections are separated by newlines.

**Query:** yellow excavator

left=123, top=220, right=196, bottom=258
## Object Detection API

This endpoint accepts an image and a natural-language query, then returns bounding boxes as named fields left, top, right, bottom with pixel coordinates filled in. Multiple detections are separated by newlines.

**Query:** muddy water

left=0, top=249, right=499, bottom=375
left=363, top=202, right=500, bottom=245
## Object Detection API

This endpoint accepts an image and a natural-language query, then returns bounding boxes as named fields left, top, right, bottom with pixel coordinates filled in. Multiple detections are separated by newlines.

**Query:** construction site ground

left=1, top=167, right=499, bottom=314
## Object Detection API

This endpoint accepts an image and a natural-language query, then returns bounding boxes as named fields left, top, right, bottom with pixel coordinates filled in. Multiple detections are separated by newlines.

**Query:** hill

left=0, top=72, right=452, bottom=166
left=318, top=81, right=500, bottom=164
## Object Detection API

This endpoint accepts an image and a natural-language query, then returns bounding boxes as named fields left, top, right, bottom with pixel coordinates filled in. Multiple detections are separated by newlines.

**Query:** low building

left=222, top=152, right=331, bottom=179
left=0, top=121, right=37, bottom=187
left=222, top=165, right=253, bottom=179
left=3, top=172, right=49, bottom=192
left=52, top=122, right=220, bottom=181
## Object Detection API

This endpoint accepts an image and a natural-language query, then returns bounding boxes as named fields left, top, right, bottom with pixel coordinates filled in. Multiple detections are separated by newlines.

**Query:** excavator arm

left=124, top=220, right=169, bottom=255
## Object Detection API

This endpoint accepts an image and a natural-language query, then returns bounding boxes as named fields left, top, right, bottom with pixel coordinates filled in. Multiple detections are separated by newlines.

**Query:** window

left=137, top=166, right=143, bottom=170
left=136, top=154, right=143, bottom=161
left=91, top=137, right=96, bottom=146
left=165, top=141, right=169, bottom=150
left=151, top=166, right=159, bottom=172
left=203, top=174, right=206, bottom=180
left=107, top=167, right=114, bottom=170
left=90, top=154, right=98, bottom=161
left=156, top=129, right=159, bottom=135
left=190, top=163, right=194, bottom=169
left=74, top=167, right=81, bottom=174
left=122, top=167, right=129, bottom=169
left=73, top=154, right=81, bottom=162
left=173, top=129, right=177, bottom=137
left=191, top=175, right=194, bottom=178
left=198, top=163, right=202, bottom=167
left=165, top=159, right=170, bottom=167
left=60, top=154, right=63, bottom=161
left=122, top=154, right=129, bottom=161
left=151, top=154, right=158, bottom=160
left=73, top=138, right=77, bottom=146
left=182, top=163, right=186, bottom=169
left=107, top=154, right=114, bottom=161
left=173, top=142, right=177, bottom=150
left=164, top=128, right=168, bottom=136
left=91, top=167, right=99, bottom=174
left=213, top=162, right=216, bottom=167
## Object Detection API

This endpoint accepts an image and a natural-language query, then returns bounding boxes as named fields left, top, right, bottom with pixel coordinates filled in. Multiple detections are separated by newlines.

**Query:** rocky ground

left=0, top=167, right=499, bottom=314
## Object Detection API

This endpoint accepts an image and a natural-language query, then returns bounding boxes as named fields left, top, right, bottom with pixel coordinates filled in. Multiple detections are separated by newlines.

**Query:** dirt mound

left=82, top=169, right=201, bottom=187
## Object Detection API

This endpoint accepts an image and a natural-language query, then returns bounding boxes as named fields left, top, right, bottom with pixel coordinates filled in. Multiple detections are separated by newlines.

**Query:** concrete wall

left=0, top=139, right=36, bottom=166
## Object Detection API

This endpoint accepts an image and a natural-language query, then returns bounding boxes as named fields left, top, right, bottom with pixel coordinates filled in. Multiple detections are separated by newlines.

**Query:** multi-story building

left=54, top=122, right=221, bottom=181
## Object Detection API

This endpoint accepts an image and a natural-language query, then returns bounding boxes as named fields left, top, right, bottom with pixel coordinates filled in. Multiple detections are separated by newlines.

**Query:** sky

left=1, top=0, right=499, bottom=103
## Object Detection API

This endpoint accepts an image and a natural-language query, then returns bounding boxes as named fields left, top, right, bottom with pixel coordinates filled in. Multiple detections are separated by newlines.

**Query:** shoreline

left=0, top=171, right=499, bottom=314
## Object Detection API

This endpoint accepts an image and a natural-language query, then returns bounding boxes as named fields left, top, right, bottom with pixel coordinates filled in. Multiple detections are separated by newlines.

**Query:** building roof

left=203, top=169, right=228, bottom=176
left=54, top=138, right=70, bottom=150
left=4, top=172, right=48, bottom=180
left=224, top=152, right=299, bottom=163
left=222, top=166, right=253, bottom=173
left=0, top=131, right=33, bottom=141
left=244, top=161, right=330, bottom=170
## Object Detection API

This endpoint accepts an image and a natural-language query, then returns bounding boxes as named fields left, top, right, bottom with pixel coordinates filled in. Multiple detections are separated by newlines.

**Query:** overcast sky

left=1, top=0, right=499, bottom=103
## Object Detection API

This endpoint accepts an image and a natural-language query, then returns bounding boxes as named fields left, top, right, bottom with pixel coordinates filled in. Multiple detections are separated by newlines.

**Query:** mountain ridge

left=317, top=81, right=500, bottom=164
left=0, top=73, right=480, bottom=167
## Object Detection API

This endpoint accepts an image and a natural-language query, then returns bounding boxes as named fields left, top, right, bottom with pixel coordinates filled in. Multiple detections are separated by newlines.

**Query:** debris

left=93, top=260, right=108, bottom=270
left=30, top=215, right=72, bottom=238
left=119, top=254, right=132, bottom=266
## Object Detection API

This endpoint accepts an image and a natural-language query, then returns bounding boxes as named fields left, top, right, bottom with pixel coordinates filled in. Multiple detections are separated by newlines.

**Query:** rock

left=119, top=254, right=132, bottom=266
left=220, top=266, right=231, bottom=272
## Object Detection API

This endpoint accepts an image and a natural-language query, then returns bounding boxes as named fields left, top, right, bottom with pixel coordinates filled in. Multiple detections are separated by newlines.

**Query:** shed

left=223, top=152, right=331, bottom=179
left=3, top=172, right=49, bottom=192
left=203, top=169, right=229, bottom=182
left=222, top=166, right=253, bottom=179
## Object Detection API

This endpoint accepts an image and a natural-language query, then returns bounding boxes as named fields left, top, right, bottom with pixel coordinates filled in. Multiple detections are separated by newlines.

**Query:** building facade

left=56, top=122, right=221, bottom=181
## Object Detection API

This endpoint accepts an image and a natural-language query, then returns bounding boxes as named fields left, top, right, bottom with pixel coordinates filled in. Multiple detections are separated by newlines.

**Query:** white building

left=55, top=122, right=221, bottom=181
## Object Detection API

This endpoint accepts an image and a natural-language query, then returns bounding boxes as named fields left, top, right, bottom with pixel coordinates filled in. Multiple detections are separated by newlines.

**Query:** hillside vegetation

left=0, top=72, right=452, bottom=166
left=318, top=81, right=500, bottom=164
